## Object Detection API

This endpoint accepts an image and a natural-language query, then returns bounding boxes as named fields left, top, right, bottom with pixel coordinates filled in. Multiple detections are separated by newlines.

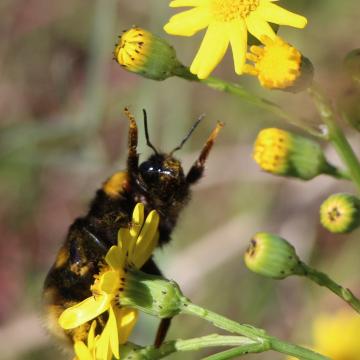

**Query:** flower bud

left=244, top=233, right=304, bottom=279
left=344, top=49, right=360, bottom=86
left=253, top=128, right=338, bottom=180
left=119, top=269, right=184, bottom=318
left=243, top=36, right=313, bottom=92
left=114, top=27, right=183, bottom=81
left=320, top=193, right=360, bottom=233
left=338, top=88, right=360, bottom=132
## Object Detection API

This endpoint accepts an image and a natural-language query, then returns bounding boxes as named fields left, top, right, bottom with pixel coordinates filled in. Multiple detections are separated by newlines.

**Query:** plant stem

left=301, top=261, right=360, bottom=314
left=174, top=65, right=324, bottom=137
left=129, top=335, right=265, bottom=359
left=202, top=343, right=267, bottom=360
left=181, top=299, right=329, bottom=360
left=308, top=83, right=360, bottom=192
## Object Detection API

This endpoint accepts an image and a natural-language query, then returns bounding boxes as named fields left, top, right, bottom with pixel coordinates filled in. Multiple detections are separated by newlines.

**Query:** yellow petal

left=114, top=307, right=139, bottom=344
left=190, top=22, right=230, bottom=79
left=99, top=270, right=121, bottom=294
left=59, top=295, right=110, bottom=329
left=228, top=20, right=247, bottom=74
left=130, top=203, right=144, bottom=238
left=74, top=341, right=93, bottom=360
left=87, top=320, right=97, bottom=349
left=170, top=0, right=208, bottom=7
left=117, top=228, right=132, bottom=264
left=105, top=246, right=122, bottom=270
left=164, top=7, right=211, bottom=37
left=245, top=11, right=276, bottom=41
left=132, top=210, right=160, bottom=268
left=257, top=2, right=307, bottom=28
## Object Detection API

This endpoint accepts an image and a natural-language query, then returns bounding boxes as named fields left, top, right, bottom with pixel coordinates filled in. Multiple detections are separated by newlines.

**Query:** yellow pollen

left=253, top=128, right=291, bottom=174
left=114, top=28, right=151, bottom=70
left=211, top=0, right=259, bottom=22
left=244, top=36, right=302, bottom=89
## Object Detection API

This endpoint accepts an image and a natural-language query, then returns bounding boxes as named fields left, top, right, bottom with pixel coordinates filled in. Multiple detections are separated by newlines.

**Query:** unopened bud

left=244, top=233, right=303, bottom=279
left=344, top=49, right=360, bottom=86
left=119, top=269, right=184, bottom=318
left=320, top=193, right=360, bottom=233
left=114, top=27, right=183, bottom=81
left=253, top=128, right=339, bottom=180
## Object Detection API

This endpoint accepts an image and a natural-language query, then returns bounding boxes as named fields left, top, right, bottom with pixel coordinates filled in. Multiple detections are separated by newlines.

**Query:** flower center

left=244, top=36, right=302, bottom=89
left=211, top=0, right=259, bottom=22
left=91, top=265, right=125, bottom=299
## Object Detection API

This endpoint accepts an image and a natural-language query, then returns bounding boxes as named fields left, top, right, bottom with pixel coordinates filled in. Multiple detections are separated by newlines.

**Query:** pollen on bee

left=103, top=171, right=129, bottom=198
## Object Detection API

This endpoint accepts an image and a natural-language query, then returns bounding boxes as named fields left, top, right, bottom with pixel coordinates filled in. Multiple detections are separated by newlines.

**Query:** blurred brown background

left=1, top=0, right=360, bottom=359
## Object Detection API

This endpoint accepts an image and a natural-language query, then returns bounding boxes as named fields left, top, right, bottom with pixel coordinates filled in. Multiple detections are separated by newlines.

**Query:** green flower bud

left=344, top=49, right=360, bottom=86
left=119, top=268, right=184, bottom=318
left=320, top=193, right=360, bottom=233
left=253, top=128, right=339, bottom=180
left=244, top=233, right=304, bottom=279
left=114, top=27, right=183, bottom=81
left=338, top=88, right=360, bottom=132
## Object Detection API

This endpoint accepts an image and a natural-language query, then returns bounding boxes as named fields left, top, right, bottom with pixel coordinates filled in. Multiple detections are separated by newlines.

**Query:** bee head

left=137, top=153, right=186, bottom=200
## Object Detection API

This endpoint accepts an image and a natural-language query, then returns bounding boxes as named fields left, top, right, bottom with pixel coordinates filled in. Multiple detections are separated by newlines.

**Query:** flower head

left=320, top=193, right=360, bottom=234
left=313, top=310, right=360, bottom=359
left=253, top=128, right=336, bottom=180
left=114, top=27, right=182, bottom=80
left=59, top=203, right=160, bottom=360
left=244, top=36, right=312, bottom=91
left=244, top=232, right=302, bottom=279
left=288, top=310, right=360, bottom=360
left=164, top=0, right=307, bottom=79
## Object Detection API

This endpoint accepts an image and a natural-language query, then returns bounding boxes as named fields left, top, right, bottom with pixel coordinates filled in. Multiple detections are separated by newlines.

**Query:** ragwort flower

left=59, top=203, right=160, bottom=360
left=164, top=0, right=307, bottom=79
left=287, top=309, right=360, bottom=360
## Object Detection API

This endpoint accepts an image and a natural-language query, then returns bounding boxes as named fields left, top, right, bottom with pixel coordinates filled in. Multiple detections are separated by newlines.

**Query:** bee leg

left=141, top=257, right=173, bottom=347
left=124, top=107, right=139, bottom=175
left=186, top=121, right=224, bottom=185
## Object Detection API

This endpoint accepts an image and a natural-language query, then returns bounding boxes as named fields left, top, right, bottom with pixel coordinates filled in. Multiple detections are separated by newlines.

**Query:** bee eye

left=139, top=161, right=159, bottom=175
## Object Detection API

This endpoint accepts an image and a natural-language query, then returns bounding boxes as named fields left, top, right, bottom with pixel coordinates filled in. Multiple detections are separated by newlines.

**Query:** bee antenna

left=171, top=114, right=205, bottom=154
left=143, top=109, right=159, bottom=155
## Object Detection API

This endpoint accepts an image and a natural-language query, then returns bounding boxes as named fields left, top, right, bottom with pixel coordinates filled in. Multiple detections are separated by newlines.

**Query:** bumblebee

left=43, top=108, right=223, bottom=348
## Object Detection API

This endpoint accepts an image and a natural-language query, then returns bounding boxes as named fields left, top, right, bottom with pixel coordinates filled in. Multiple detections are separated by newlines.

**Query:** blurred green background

left=1, top=0, right=360, bottom=359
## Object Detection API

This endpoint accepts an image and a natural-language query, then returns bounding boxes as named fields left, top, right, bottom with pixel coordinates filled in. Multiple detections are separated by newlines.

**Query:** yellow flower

left=313, top=310, right=360, bottom=359
left=164, top=0, right=307, bottom=79
left=59, top=203, right=160, bottom=360
left=244, top=36, right=302, bottom=89
left=287, top=310, right=360, bottom=360
left=74, top=321, right=101, bottom=360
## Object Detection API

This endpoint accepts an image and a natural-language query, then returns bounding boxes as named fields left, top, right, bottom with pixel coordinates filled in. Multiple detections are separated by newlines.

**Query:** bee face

left=137, top=154, right=186, bottom=200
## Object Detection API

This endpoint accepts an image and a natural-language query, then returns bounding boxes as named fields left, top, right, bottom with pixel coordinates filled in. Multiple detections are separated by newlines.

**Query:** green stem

left=308, top=83, right=360, bottom=192
left=174, top=65, right=324, bottom=138
left=202, top=343, right=267, bottom=360
left=325, top=167, right=352, bottom=181
left=129, top=335, right=265, bottom=359
left=181, top=299, right=329, bottom=360
left=300, top=261, right=360, bottom=314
